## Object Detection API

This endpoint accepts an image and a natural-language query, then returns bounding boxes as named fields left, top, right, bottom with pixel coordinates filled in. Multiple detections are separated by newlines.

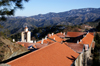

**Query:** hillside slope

left=0, top=36, right=28, bottom=62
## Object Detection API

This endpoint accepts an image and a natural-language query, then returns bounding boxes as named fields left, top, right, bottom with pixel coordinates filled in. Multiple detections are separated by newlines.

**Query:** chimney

left=41, top=38, right=44, bottom=44
left=52, top=33, right=54, bottom=36
left=54, top=37, right=55, bottom=40
left=45, top=36, right=47, bottom=40
left=49, top=34, right=51, bottom=37
left=13, top=39, right=15, bottom=42
left=77, top=40, right=79, bottom=44
left=80, top=39, right=82, bottom=42
left=80, top=39, right=83, bottom=44
left=61, top=32, right=62, bottom=34
left=63, top=32, right=65, bottom=35
left=34, top=40, right=36, bottom=43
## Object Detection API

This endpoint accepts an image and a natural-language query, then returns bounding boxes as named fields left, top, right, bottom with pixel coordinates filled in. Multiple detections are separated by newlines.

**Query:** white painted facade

left=21, top=26, right=33, bottom=43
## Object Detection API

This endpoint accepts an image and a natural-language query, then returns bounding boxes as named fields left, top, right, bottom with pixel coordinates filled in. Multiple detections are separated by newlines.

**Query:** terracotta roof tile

left=33, top=44, right=37, bottom=48
left=35, top=43, right=48, bottom=49
left=35, top=38, right=55, bottom=49
left=7, top=42, right=79, bottom=66
left=37, top=38, right=54, bottom=44
left=49, top=34, right=65, bottom=42
left=64, top=42, right=84, bottom=53
left=56, top=33, right=66, bottom=38
left=17, top=38, right=54, bottom=49
left=89, top=32, right=94, bottom=36
left=66, top=32, right=86, bottom=37
left=79, top=33, right=94, bottom=47
left=17, top=42, right=35, bottom=48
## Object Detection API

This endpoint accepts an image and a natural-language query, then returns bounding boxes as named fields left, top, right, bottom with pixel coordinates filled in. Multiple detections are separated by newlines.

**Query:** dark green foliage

left=0, top=31, right=4, bottom=36
left=31, top=25, right=64, bottom=40
left=0, top=55, right=3, bottom=57
left=0, top=51, right=4, bottom=53
left=0, top=0, right=29, bottom=21
left=92, top=33, right=100, bottom=66
left=19, top=44, right=23, bottom=47
left=9, top=25, right=64, bottom=41
left=96, top=22, right=100, bottom=31
left=0, top=41, right=4, bottom=46
left=0, top=54, right=4, bottom=62
left=95, top=33, right=100, bottom=44
left=0, top=25, right=3, bottom=28
left=10, top=33, right=21, bottom=41
left=10, top=28, right=20, bottom=34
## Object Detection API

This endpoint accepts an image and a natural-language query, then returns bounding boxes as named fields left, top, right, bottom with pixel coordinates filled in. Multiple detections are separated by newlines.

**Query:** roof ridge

left=7, top=42, right=58, bottom=64
left=62, top=43, right=80, bottom=54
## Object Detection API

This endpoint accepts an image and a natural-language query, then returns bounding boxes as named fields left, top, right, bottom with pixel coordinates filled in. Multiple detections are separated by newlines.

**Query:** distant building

left=21, top=26, right=33, bottom=43
left=85, top=25, right=92, bottom=29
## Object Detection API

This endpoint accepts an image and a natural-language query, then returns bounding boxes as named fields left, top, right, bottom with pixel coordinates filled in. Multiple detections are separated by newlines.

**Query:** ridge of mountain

left=0, top=8, right=100, bottom=31
left=30, top=8, right=100, bottom=19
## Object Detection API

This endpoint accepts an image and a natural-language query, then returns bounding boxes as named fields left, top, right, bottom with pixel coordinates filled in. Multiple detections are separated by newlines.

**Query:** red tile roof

left=17, top=42, right=35, bottom=48
left=35, top=38, right=55, bottom=49
left=49, top=34, right=65, bottom=42
left=79, top=33, right=94, bottom=47
left=64, top=42, right=84, bottom=53
left=66, top=32, right=86, bottom=37
left=17, top=38, right=54, bottom=49
left=37, top=38, right=54, bottom=44
left=35, top=43, right=48, bottom=49
left=56, top=33, right=66, bottom=38
left=7, top=42, right=79, bottom=66
left=89, top=32, right=94, bottom=36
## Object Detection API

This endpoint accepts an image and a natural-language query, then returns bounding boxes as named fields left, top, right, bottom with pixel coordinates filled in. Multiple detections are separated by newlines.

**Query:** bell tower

left=21, top=26, right=31, bottom=42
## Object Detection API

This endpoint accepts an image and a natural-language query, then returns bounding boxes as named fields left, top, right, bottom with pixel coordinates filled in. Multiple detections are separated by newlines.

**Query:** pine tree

left=96, top=22, right=100, bottom=31
left=0, top=0, right=29, bottom=21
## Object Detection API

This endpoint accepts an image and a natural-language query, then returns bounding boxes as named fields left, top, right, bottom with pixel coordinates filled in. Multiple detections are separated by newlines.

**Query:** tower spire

left=24, top=25, right=28, bottom=32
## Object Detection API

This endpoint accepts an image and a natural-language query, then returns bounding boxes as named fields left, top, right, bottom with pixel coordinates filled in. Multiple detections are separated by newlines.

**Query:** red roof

left=25, top=26, right=28, bottom=29
left=56, top=33, right=66, bottom=38
left=79, top=33, right=94, bottom=47
left=35, top=38, right=55, bottom=49
left=17, top=38, right=54, bottom=49
left=66, top=32, right=86, bottom=37
left=37, top=38, right=54, bottom=44
left=64, top=42, right=84, bottom=53
left=7, top=42, right=79, bottom=66
left=49, top=34, right=65, bottom=42
left=17, top=42, right=35, bottom=48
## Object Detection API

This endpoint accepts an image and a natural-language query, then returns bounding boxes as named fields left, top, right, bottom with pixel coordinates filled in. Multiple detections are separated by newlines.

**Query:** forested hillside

left=0, top=8, right=100, bottom=31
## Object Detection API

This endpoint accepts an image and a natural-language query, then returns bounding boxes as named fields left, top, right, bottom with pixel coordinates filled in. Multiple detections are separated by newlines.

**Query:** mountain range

left=0, top=8, right=100, bottom=31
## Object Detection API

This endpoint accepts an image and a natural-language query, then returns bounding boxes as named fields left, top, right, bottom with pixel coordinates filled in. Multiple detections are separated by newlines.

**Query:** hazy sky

left=15, top=0, right=100, bottom=16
